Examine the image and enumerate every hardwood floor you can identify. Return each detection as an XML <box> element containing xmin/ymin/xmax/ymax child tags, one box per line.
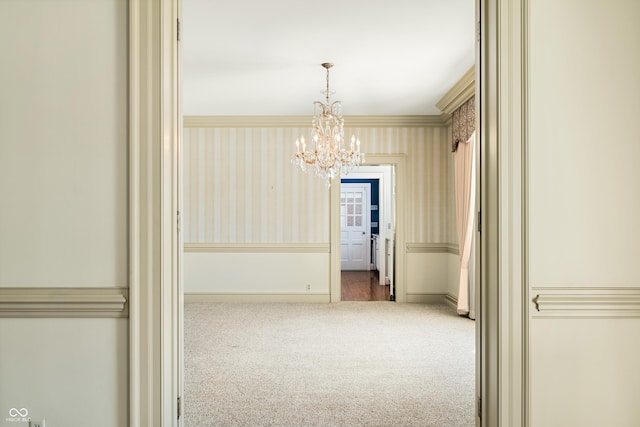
<box><xmin>341</xmin><ymin>270</ymin><xmax>390</xmax><ymax>301</ymax></box>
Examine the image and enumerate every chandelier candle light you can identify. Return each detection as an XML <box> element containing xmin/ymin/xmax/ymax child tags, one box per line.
<box><xmin>292</xmin><ymin>63</ymin><xmax>364</xmax><ymax>187</ymax></box>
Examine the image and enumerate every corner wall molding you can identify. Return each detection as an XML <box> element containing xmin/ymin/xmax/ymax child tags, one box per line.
<box><xmin>436</xmin><ymin>66</ymin><xmax>476</xmax><ymax>115</ymax></box>
<box><xmin>0</xmin><ymin>287</ymin><xmax>128</xmax><ymax>318</ymax></box>
<box><xmin>532</xmin><ymin>288</ymin><xmax>640</xmax><ymax>318</ymax></box>
<box><xmin>406</xmin><ymin>243</ymin><xmax>459</xmax><ymax>255</ymax></box>
<box><xmin>444</xmin><ymin>294</ymin><xmax>458</xmax><ymax>311</ymax></box>
<box><xmin>184</xmin><ymin>243</ymin><xmax>331</xmax><ymax>253</ymax></box>
<box><xmin>183</xmin><ymin>115</ymin><xmax>446</xmax><ymax>129</ymax></box>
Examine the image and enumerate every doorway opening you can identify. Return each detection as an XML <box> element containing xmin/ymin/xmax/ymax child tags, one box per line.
<box><xmin>340</xmin><ymin>165</ymin><xmax>396</xmax><ymax>302</ymax></box>
<box><xmin>149</xmin><ymin>3</ymin><xmax>510</xmax><ymax>424</ymax></box>
<box><xmin>330</xmin><ymin>154</ymin><xmax>406</xmax><ymax>303</ymax></box>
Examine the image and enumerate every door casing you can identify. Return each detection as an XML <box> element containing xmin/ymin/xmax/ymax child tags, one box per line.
<box><xmin>143</xmin><ymin>0</ymin><xmax>519</xmax><ymax>424</ymax></box>
<box><xmin>340</xmin><ymin>183</ymin><xmax>372</xmax><ymax>271</ymax></box>
<box><xmin>330</xmin><ymin>154</ymin><xmax>406</xmax><ymax>303</ymax></box>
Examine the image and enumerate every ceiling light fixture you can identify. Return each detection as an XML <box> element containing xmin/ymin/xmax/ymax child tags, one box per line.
<box><xmin>292</xmin><ymin>63</ymin><xmax>364</xmax><ymax>187</ymax></box>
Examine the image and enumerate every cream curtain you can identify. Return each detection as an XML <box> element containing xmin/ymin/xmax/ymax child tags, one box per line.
<box><xmin>454</xmin><ymin>132</ymin><xmax>476</xmax><ymax>316</ymax></box>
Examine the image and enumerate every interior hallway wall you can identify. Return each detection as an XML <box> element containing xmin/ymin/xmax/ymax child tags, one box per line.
<box><xmin>0</xmin><ymin>1</ymin><xmax>129</xmax><ymax>426</ymax></box>
<box><xmin>525</xmin><ymin>0</ymin><xmax>640</xmax><ymax>424</ymax></box>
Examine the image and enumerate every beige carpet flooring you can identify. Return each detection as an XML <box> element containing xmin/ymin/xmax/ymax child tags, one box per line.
<box><xmin>184</xmin><ymin>302</ymin><xmax>475</xmax><ymax>427</ymax></box>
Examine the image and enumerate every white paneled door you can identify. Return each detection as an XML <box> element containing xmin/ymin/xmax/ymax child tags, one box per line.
<box><xmin>340</xmin><ymin>184</ymin><xmax>371</xmax><ymax>270</ymax></box>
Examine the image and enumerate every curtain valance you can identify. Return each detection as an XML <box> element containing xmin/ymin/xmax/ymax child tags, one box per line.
<box><xmin>451</xmin><ymin>96</ymin><xmax>475</xmax><ymax>152</ymax></box>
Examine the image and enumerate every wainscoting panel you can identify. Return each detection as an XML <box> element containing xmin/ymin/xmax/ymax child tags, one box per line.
<box><xmin>530</xmin><ymin>317</ymin><xmax>640</xmax><ymax>427</ymax></box>
<box><xmin>184</xmin><ymin>249</ymin><xmax>330</xmax><ymax>295</ymax></box>
<box><xmin>448</xmin><ymin>252</ymin><xmax>461</xmax><ymax>300</ymax></box>
<box><xmin>406</xmin><ymin>251</ymin><xmax>450</xmax><ymax>297</ymax></box>
<box><xmin>0</xmin><ymin>318</ymin><xmax>128</xmax><ymax>426</ymax></box>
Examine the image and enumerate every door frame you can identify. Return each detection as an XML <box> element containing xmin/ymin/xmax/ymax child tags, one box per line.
<box><xmin>339</xmin><ymin>182</ymin><xmax>372</xmax><ymax>271</ymax></box>
<box><xmin>340</xmin><ymin>171</ymin><xmax>396</xmax><ymax>288</ymax></box>
<box><xmin>342</xmin><ymin>167</ymin><xmax>394</xmax><ymax>288</ymax></box>
<box><xmin>140</xmin><ymin>0</ymin><xmax>528</xmax><ymax>424</ymax></box>
<box><xmin>330</xmin><ymin>154</ymin><xmax>406</xmax><ymax>303</ymax></box>
<box><xmin>476</xmin><ymin>0</ymin><xmax>528</xmax><ymax>424</ymax></box>
<box><xmin>129</xmin><ymin>0</ymin><xmax>183</xmax><ymax>425</ymax></box>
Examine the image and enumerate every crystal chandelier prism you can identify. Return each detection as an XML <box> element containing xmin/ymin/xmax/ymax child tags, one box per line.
<box><xmin>292</xmin><ymin>63</ymin><xmax>364</xmax><ymax>187</ymax></box>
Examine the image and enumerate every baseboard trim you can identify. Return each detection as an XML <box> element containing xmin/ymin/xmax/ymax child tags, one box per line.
<box><xmin>184</xmin><ymin>292</ymin><xmax>331</xmax><ymax>303</ymax></box>
<box><xmin>405</xmin><ymin>293</ymin><xmax>448</xmax><ymax>304</ymax></box>
<box><xmin>0</xmin><ymin>287</ymin><xmax>128</xmax><ymax>318</ymax></box>
<box><xmin>444</xmin><ymin>294</ymin><xmax>458</xmax><ymax>310</ymax></box>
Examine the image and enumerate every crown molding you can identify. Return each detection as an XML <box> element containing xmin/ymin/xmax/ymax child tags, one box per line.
<box><xmin>0</xmin><ymin>287</ymin><xmax>128</xmax><ymax>317</ymax></box>
<box><xmin>440</xmin><ymin>113</ymin><xmax>453</xmax><ymax>127</ymax></box>
<box><xmin>436</xmin><ymin>66</ymin><xmax>476</xmax><ymax>115</ymax></box>
<box><xmin>183</xmin><ymin>115</ymin><xmax>446</xmax><ymax>128</ymax></box>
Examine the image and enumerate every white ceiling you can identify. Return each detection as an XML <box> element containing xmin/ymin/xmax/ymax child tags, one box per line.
<box><xmin>183</xmin><ymin>0</ymin><xmax>475</xmax><ymax>116</ymax></box>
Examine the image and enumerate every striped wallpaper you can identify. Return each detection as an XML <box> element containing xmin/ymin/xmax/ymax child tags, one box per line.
<box><xmin>183</xmin><ymin>120</ymin><xmax>457</xmax><ymax>244</ymax></box>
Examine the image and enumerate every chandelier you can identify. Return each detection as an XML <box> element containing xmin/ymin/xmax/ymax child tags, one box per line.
<box><xmin>292</xmin><ymin>63</ymin><xmax>364</xmax><ymax>187</ymax></box>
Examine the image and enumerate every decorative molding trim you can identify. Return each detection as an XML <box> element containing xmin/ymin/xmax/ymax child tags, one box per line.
<box><xmin>184</xmin><ymin>292</ymin><xmax>331</xmax><ymax>303</ymax></box>
<box><xmin>129</xmin><ymin>0</ymin><xmax>182</xmax><ymax>423</ymax></box>
<box><xmin>406</xmin><ymin>243</ymin><xmax>459</xmax><ymax>255</ymax></box>
<box><xmin>532</xmin><ymin>288</ymin><xmax>640</xmax><ymax>318</ymax></box>
<box><xmin>330</xmin><ymin>154</ymin><xmax>408</xmax><ymax>303</ymax></box>
<box><xmin>436</xmin><ymin>66</ymin><xmax>476</xmax><ymax>115</ymax></box>
<box><xmin>444</xmin><ymin>294</ymin><xmax>458</xmax><ymax>311</ymax></box>
<box><xmin>0</xmin><ymin>287</ymin><xmax>128</xmax><ymax>318</ymax></box>
<box><xmin>406</xmin><ymin>293</ymin><xmax>448</xmax><ymax>304</ymax></box>
<box><xmin>346</xmin><ymin>116</ymin><xmax>445</xmax><ymax>128</ymax></box>
<box><xmin>184</xmin><ymin>243</ymin><xmax>331</xmax><ymax>253</ymax></box>
<box><xmin>183</xmin><ymin>115</ymin><xmax>446</xmax><ymax>128</ymax></box>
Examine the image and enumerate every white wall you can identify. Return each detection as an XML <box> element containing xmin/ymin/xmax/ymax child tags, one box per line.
<box><xmin>0</xmin><ymin>0</ymin><xmax>128</xmax><ymax>287</ymax></box>
<box><xmin>185</xmin><ymin>250</ymin><xmax>330</xmax><ymax>301</ymax></box>
<box><xmin>447</xmin><ymin>253</ymin><xmax>461</xmax><ymax>300</ymax></box>
<box><xmin>0</xmin><ymin>1</ymin><xmax>128</xmax><ymax>425</ymax></box>
<box><xmin>527</xmin><ymin>0</ymin><xmax>640</xmax><ymax>424</ymax></box>
<box><xmin>0</xmin><ymin>319</ymin><xmax>128</xmax><ymax>426</ymax></box>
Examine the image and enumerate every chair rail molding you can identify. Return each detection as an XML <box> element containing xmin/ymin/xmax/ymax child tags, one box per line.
<box><xmin>406</xmin><ymin>243</ymin><xmax>459</xmax><ymax>255</ymax></box>
<box><xmin>184</xmin><ymin>243</ymin><xmax>330</xmax><ymax>253</ymax></box>
<box><xmin>533</xmin><ymin>288</ymin><xmax>640</xmax><ymax>318</ymax></box>
<box><xmin>0</xmin><ymin>287</ymin><xmax>128</xmax><ymax>318</ymax></box>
